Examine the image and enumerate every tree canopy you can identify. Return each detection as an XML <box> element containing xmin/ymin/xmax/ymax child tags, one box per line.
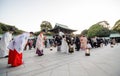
<box><xmin>39</xmin><ymin>21</ymin><xmax>53</xmax><ymax>36</ymax></box>
<box><xmin>87</xmin><ymin>23</ymin><xmax>110</xmax><ymax>37</ymax></box>
<box><xmin>0</xmin><ymin>22</ymin><xmax>24</xmax><ymax>35</ymax></box>
<box><xmin>81</xmin><ymin>29</ymin><xmax>88</xmax><ymax>36</ymax></box>
<box><xmin>112</xmin><ymin>19</ymin><xmax>120</xmax><ymax>33</ymax></box>
<box><xmin>40</xmin><ymin>21</ymin><xmax>52</xmax><ymax>31</ymax></box>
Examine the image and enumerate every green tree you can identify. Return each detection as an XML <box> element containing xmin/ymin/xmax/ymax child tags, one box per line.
<box><xmin>0</xmin><ymin>28</ymin><xmax>2</xmax><ymax>33</ymax></box>
<box><xmin>0</xmin><ymin>22</ymin><xmax>24</xmax><ymax>34</ymax></box>
<box><xmin>40</xmin><ymin>21</ymin><xmax>53</xmax><ymax>36</ymax></box>
<box><xmin>40</xmin><ymin>21</ymin><xmax>52</xmax><ymax>31</ymax></box>
<box><xmin>87</xmin><ymin>23</ymin><xmax>110</xmax><ymax>37</ymax></box>
<box><xmin>113</xmin><ymin>19</ymin><xmax>120</xmax><ymax>33</ymax></box>
<box><xmin>0</xmin><ymin>23</ymin><xmax>8</xmax><ymax>34</ymax></box>
<box><xmin>34</xmin><ymin>31</ymin><xmax>40</xmax><ymax>36</ymax></box>
<box><xmin>110</xmin><ymin>30</ymin><xmax>118</xmax><ymax>34</ymax></box>
<box><xmin>0</xmin><ymin>24</ymin><xmax>8</xmax><ymax>33</ymax></box>
<box><xmin>97</xmin><ymin>28</ymin><xmax>110</xmax><ymax>37</ymax></box>
<box><xmin>81</xmin><ymin>29</ymin><xmax>88</xmax><ymax>36</ymax></box>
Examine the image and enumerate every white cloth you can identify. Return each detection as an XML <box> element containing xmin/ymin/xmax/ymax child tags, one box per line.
<box><xmin>87</xmin><ymin>43</ymin><xmax>92</xmax><ymax>49</ymax></box>
<box><xmin>61</xmin><ymin>38</ymin><xmax>69</xmax><ymax>53</ymax></box>
<box><xmin>36</xmin><ymin>33</ymin><xmax>45</xmax><ymax>50</ymax></box>
<box><xmin>8</xmin><ymin>33</ymin><xmax>30</xmax><ymax>54</ymax></box>
<box><xmin>59</xmin><ymin>31</ymin><xmax>64</xmax><ymax>37</ymax></box>
<box><xmin>47</xmin><ymin>39</ymin><xmax>50</xmax><ymax>48</ymax></box>
<box><xmin>0</xmin><ymin>32</ymin><xmax>12</xmax><ymax>57</ymax></box>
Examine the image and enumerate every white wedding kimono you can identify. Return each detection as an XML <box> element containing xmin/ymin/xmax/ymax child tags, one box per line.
<box><xmin>8</xmin><ymin>33</ymin><xmax>30</xmax><ymax>53</ymax></box>
<box><xmin>0</xmin><ymin>32</ymin><xmax>12</xmax><ymax>57</ymax></box>
<box><xmin>61</xmin><ymin>38</ymin><xmax>69</xmax><ymax>53</ymax></box>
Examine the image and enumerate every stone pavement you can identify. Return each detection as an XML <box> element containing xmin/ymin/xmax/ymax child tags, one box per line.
<box><xmin>0</xmin><ymin>44</ymin><xmax>120</xmax><ymax>76</ymax></box>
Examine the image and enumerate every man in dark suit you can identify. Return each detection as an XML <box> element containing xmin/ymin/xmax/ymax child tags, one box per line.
<box><xmin>55</xmin><ymin>35</ymin><xmax>62</xmax><ymax>51</ymax></box>
<box><xmin>75</xmin><ymin>36</ymin><xmax>80</xmax><ymax>51</ymax></box>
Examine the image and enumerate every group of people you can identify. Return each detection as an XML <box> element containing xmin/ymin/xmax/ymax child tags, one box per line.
<box><xmin>54</xmin><ymin>33</ymin><xmax>91</xmax><ymax>55</ymax></box>
<box><xmin>0</xmin><ymin>28</ymin><xmax>34</xmax><ymax>67</ymax></box>
<box><xmin>89</xmin><ymin>37</ymin><xmax>109</xmax><ymax>48</ymax></box>
<box><xmin>52</xmin><ymin>32</ymin><xmax>115</xmax><ymax>56</ymax></box>
<box><xmin>0</xmin><ymin>29</ymin><xmax>117</xmax><ymax>67</ymax></box>
<box><xmin>0</xmin><ymin>28</ymin><xmax>46</xmax><ymax>67</ymax></box>
<box><xmin>54</xmin><ymin>34</ymin><xmax>75</xmax><ymax>54</ymax></box>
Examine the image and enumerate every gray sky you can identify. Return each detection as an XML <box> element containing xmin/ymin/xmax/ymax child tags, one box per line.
<box><xmin>0</xmin><ymin>0</ymin><xmax>120</xmax><ymax>34</ymax></box>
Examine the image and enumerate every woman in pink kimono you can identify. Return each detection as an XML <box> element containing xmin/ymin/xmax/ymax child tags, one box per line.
<box><xmin>36</xmin><ymin>29</ymin><xmax>46</xmax><ymax>56</ymax></box>
<box><xmin>80</xmin><ymin>35</ymin><xmax>87</xmax><ymax>50</ymax></box>
<box><xmin>80</xmin><ymin>35</ymin><xmax>91</xmax><ymax>56</ymax></box>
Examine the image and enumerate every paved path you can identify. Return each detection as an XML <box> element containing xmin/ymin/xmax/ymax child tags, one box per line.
<box><xmin>0</xmin><ymin>44</ymin><xmax>120</xmax><ymax>76</ymax></box>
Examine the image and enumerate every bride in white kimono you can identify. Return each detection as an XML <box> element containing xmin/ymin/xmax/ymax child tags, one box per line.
<box><xmin>61</xmin><ymin>35</ymin><xmax>69</xmax><ymax>54</ymax></box>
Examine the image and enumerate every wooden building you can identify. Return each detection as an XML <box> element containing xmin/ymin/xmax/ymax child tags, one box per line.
<box><xmin>49</xmin><ymin>23</ymin><xmax>76</xmax><ymax>34</ymax></box>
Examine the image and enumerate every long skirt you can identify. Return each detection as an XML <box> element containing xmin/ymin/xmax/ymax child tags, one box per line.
<box><xmin>8</xmin><ymin>49</ymin><xmax>23</xmax><ymax>67</ymax></box>
<box><xmin>36</xmin><ymin>48</ymin><xmax>43</xmax><ymax>56</ymax></box>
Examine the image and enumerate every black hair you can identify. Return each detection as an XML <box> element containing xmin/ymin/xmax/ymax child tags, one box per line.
<box><xmin>30</xmin><ymin>32</ymin><xmax>34</xmax><ymax>34</ymax></box>
<box><xmin>9</xmin><ymin>27</ymin><xmax>15</xmax><ymax>32</ymax></box>
<box><xmin>62</xmin><ymin>35</ymin><xmax>65</xmax><ymax>38</ymax></box>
